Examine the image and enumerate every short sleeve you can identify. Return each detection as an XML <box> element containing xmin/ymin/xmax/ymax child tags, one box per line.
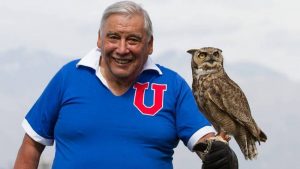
<box><xmin>175</xmin><ymin>75</ymin><xmax>215</xmax><ymax>151</ymax></box>
<box><xmin>23</xmin><ymin>68</ymin><xmax>65</xmax><ymax>146</ymax></box>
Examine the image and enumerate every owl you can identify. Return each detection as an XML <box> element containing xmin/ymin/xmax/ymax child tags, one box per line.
<box><xmin>187</xmin><ymin>47</ymin><xmax>267</xmax><ymax>160</ymax></box>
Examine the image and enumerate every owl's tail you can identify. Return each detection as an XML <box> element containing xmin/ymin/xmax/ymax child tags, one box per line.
<box><xmin>235</xmin><ymin>130</ymin><xmax>258</xmax><ymax>160</ymax></box>
<box><xmin>246</xmin><ymin>138</ymin><xmax>258</xmax><ymax>160</ymax></box>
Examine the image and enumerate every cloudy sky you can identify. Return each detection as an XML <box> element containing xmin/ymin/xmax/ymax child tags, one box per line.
<box><xmin>1</xmin><ymin>0</ymin><xmax>300</xmax><ymax>168</ymax></box>
<box><xmin>1</xmin><ymin>0</ymin><xmax>300</xmax><ymax>82</ymax></box>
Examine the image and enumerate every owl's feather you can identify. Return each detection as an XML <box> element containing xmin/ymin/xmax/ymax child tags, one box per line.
<box><xmin>188</xmin><ymin>47</ymin><xmax>267</xmax><ymax>160</ymax></box>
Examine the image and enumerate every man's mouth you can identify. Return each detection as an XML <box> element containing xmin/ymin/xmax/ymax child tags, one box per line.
<box><xmin>112</xmin><ymin>57</ymin><xmax>133</xmax><ymax>64</ymax></box>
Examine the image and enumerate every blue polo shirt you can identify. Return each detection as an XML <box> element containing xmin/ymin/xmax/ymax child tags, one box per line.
<box><xmin>22</xmin><ymin>48</ymin><xmax>215</xmax><ymax>169</ymax></box>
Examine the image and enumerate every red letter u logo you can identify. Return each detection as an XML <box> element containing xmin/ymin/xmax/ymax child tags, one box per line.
<box><xmin>133</xmin><ymin>82</ymin><xmax>167</xmax><ymax>116</ymax></box>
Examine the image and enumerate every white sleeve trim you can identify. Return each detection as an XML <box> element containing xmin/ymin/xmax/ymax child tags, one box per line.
<box><xmin>22</xmin><ymin>119</ymin><xmax>54</xmax><ymax>146</ymax></box>
<box><xmin>187</xmin><ymin>125</ymin><xmax>216</xmax><ymax>151</ymax></box>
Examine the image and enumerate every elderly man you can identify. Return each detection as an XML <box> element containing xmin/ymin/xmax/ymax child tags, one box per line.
<box><xmin>14</xmin><ymin>1</ymin><xmax>238</xmax><ymax>169</ymax></box>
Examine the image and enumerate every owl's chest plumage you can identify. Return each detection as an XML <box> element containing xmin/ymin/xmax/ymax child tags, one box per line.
<box><xmin>192</xmin><ymin>69</ymin><xmax>220</xmax><ymax>100</ymax></box>
<box><xmin>192</xmin><ymin>69</ymin><xmax>233</xmax><ymax>132</ymax></box>
<box><xmin>192</xmin><ymin>71</ymin><xmax>217</xmax><ymax>112</ymax></box>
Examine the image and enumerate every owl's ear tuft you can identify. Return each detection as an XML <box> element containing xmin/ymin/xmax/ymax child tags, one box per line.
<box><xmin>216</xmin><ymin>48</ymin><xmax>223</xmax><ymax>53</ymax></box>
<box><xmin>187</xmin><ymin>49</ymin><xmax>198</xmax><ymax>55</ymax></box>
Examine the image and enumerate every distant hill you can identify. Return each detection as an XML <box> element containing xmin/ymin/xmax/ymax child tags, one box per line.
<box><xmin>0</xmin><ymin>48</ymin><xmax>299</xmax><ymax>168</ymax></box>
<box><xmin>0</xmin><ymin>48</ymin><xmax>69</xmax><ymax>168</ymax></box>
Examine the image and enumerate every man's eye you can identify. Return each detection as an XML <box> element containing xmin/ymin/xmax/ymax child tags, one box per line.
<box><xmin>128</xmin><ymin>37</ymin><xmax>141</xmax><ymax>45</ymax></box>
<box><xmin>108</xmin><ymin>35</ymin><xmax>119</xmax><ymax>39</ymax></box>
<box><xmin>129</xmin><ymin>38</ymin><xmax>138</xmax><ymax>42</ymax></box>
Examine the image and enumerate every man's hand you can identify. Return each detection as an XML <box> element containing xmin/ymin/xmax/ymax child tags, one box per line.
<box><xmin>194</xmin><ymin>136</ymin><xmax>238</xmax><ymax>169</ymax></box>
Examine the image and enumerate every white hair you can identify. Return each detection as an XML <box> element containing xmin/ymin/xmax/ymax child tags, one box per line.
<box><xmin>99</xmin><ymin>1</ymin><xmax>153</xmax><ymax>41</ymax></box>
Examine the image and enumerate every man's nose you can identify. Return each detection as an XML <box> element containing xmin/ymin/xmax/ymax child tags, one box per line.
<box><xmin>116</xmin><ymin>39</ymin><xmax>129</xmax><ymax>55</ymax></box>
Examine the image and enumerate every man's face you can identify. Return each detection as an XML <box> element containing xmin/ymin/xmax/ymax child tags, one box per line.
<box><xmin>98</xmin><ymin>14</ymin><xmax>153</xmax><ymax>83</ymax></box>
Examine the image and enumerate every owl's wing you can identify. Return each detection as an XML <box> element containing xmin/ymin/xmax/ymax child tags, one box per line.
<box><xmin>206</xmin><ymin>74</ymin><xmax>259</xmax><ymax>135</ymax></box>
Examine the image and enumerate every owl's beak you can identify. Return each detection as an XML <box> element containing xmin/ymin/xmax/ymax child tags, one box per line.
<box><xmin>207</xmin><ymin>55</ymin><xmax>216</xmax><ymax>64</ymax></box>
<box><xmin>207</xmin><ymin>58</ymin><xmax>215</xmax><ymax>64</ymax></box>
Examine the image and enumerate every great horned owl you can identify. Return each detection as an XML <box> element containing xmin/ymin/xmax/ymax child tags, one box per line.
<box><xmin>187</xmin><ymin>47</ymin><xmax>267</xmax><ymax>160</ymax></box>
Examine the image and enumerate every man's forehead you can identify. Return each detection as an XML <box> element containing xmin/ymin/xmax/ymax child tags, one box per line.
<box><xmin>103</xmin><ymin>14</ymin><xmax>145</xmax><ymax>35</ymax></box>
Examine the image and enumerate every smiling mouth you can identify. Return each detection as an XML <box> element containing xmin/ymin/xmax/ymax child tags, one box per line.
<box><xmin>112</xmin><ymin>57</ymin><xmax>133</xmax><ymax>64</ymax></box>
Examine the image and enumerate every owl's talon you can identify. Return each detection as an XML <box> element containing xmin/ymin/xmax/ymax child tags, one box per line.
<box><xmin>224</xmin><ymin>135</ymin><xmax>231</xmax><ymax>142</ymax></box>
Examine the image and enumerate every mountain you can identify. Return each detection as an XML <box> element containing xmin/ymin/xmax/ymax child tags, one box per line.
<box><xmin>0</xmin><ymin>48</ymin><xmax>69</xmax><ymax>168</ymax></box>
<box><xmin>0</xmin><ymin>48</ymin><xmax>299</xmax><ymax>168</ymax></box>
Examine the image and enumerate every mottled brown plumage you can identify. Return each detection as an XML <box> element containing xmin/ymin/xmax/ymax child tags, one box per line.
<box><xmin>187</xmin><ymin>47</ymin><xmax>267</xmax><ymax>160</ymax></box>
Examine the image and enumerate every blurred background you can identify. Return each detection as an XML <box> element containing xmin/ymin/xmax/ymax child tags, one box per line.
<box><xmin>1</xmin><ymin>0</ymin><xmax>299</xmax><ymax>168</ymax></box>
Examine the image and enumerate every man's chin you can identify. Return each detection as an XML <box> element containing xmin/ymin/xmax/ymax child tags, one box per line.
<box><xmin>111</xmin><ymin>70</ymin><xmax>133</xmax><ymax>80</ymax></box>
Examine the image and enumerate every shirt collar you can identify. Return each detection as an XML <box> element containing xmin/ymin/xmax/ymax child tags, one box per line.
<box><xmin>76</xmin><ymin>47</ymin><xmax>101</xmax><ymax>70</ymax></box>
<box><xmin>76</xmin><ymin>47</ymin><xmax>162</xmax><ymax>75</ymax></box>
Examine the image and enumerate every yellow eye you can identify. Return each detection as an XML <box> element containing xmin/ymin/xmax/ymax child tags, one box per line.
<box><xmin>213</xmin><ymin>52</ymin><xmax>219</xmax><ymax>57</ymax></box>
<box><xmin>198</xmin><ymin>52</ymin><xmax>206</xmax><ymax>58</ymax></box>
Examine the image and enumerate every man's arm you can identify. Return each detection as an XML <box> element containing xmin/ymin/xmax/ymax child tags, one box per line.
<box><xmin>14</xmin><ymin>134</ymin><xmax>45</xmax><ymax>169</ymax></box>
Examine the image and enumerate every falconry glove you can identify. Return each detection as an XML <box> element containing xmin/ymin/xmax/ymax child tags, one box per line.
<box><xmin>194</xmin><ymin>136</ymin><xmax>239</xmax><ymax>169</ymax></box>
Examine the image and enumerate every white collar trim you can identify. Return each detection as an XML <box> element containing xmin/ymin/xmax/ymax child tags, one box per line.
<box><xmin>76</xmin><ymin>47</ymin><xmax>162</xmax><ymax>75</ymax></box>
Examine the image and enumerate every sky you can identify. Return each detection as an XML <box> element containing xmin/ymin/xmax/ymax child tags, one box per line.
<box><xmin>1</xmin><ymin>0</ymin><xmax>300</xmax><ymax>168</ymax></box>
<box><xmin>1</xmin><ymin>0</ymin><xmax>300</xmax><ymax>82</ymax></box>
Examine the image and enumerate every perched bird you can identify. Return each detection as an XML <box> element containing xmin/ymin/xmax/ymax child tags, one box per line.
<box><xmin>187</xmin><ymin>47</ymin><xmax>267</xmax><ymax>160</ymax></box>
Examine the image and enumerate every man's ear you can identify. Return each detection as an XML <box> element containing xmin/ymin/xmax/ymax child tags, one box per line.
<box><xmin>147</xmin><ymin>36</ymin><xmax>154</xmax><ymax>55</ymax></box>
<box><xmin>97</xmin><ymin>31</ymin><xmax>102</xmax><ymax>48</ymax></box>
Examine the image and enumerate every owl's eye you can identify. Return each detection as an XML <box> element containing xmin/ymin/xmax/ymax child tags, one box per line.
<box><xmin>198</xmin><ymin>52</ymin><xmax>206</xmax><ymax>58</ymax></box>
<box><xmin>213</xmin><ymin>52</ymin><xmax>219</xmax><ymax>57</ymax></box>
